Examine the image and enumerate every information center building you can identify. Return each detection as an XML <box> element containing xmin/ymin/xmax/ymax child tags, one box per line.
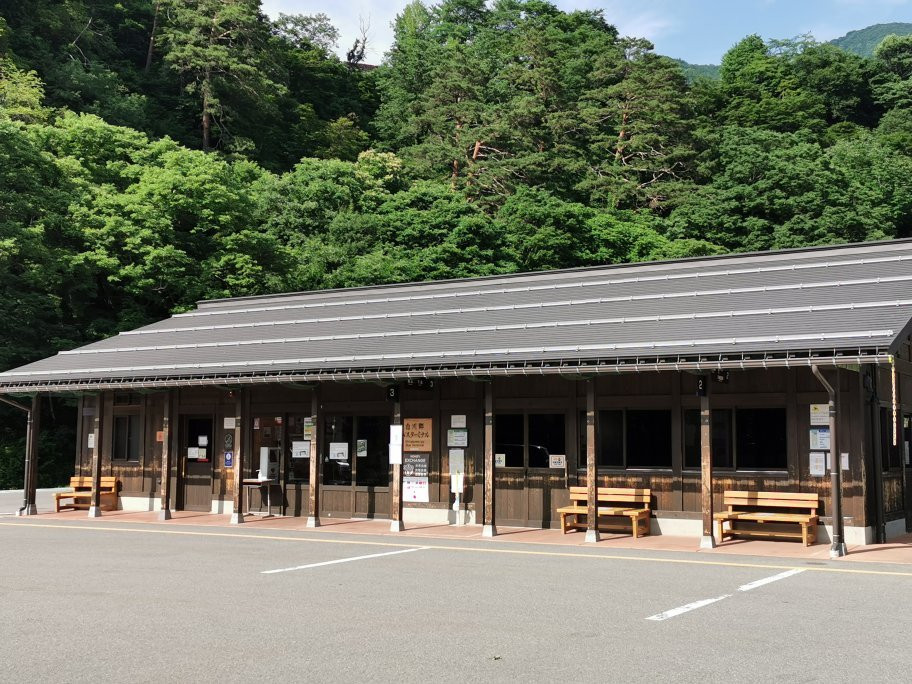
<box><xmin>2</xmin><ymin>240</ymin><xmax>912</xmax><ymax>544</ymax></box>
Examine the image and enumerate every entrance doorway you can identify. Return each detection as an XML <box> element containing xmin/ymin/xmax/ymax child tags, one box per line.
<box><xmin>320</xmin><ymin>415</ymin><xmax>391</xmax><ymax>518</ymax></box>
<box><xmin>181</xmin><ymin>416</ymin><xmax>213</xmax><ymax>512</ymax></box>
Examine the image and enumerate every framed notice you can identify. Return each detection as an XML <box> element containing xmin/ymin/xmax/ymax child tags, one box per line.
<box><xmin>447</xmin><ymin>428</ymin><xmax>468</xmax><ymax>448</ymax></box>
<box><xmin>404</xmin><ymin>418</ymin><xmax>432</xmax><ymax>452</ymax></box>
<box><xmin>403</xmin><ymin>477</ymin><xmax>429</xmax><ymax>503</ymax></box>
<box><xmin>809</xmin><ymin>426</ymin><xmax>831</xmax><ymax>451</ymax></box>
<box><xmin>356</xmin><ymin>439</ymin><xmax>367</xmax><ymax>458</ymax></box>
<box><xmin>809</xmin><ymin>404</ymin><xmax>829</xmax><ymax>426</ymax></box>
<box><xmin>809</xmin><ymin>451</ymin><xmax>826</xmax><ymax>477</ymax></box>
<box><xmin>451</xmin><ymin>414</ymin><xmax>467</xmax><ymax>429</ymax></box>
<box><xmin>291</xmin><ymin>441</ymin><xmax>310</xmax><ymax>459</ymax></box>
<box><xmin>494</xmin><ymin>453</ymin><xmax>506</xmax><ymax>468</ymax></box>
<box><xmin>549</xmin><ymin>454</ymin><xmax>566</xmax><ymax>469</ymax></box>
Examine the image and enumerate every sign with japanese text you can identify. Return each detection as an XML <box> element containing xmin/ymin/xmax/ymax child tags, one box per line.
<box><xmin>404</xmin><ymin>418</ymin><xmax>433</xmax><ymax>452</ymax></box>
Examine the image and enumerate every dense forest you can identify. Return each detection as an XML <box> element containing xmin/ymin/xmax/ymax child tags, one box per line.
<box><xmin>1</xmin><ymin>0</ymin><xmax>912</xmax><ymax>488</ymax></box>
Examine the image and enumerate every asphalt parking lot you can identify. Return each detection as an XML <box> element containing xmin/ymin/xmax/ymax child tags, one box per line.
<box><xmin>1</xmin><ymin>518</ymin><xmax>910</xmax><ymax>683</ymax></box>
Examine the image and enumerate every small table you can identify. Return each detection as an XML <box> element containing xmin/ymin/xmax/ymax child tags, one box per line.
<box><xmin>242</xmin><ymin>479</ymin><xmax>279</xmax><ymax>517</ymax></box>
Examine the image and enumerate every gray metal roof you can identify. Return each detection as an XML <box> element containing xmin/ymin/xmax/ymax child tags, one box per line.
<box><xmin>3</xmin><ymin>239</ymin><xmax>911</xmax><ymax>392</ymax></box>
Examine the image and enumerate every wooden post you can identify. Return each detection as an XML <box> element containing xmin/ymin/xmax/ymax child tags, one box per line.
<box><xmin>88</xmin><ymin>393</ymin><xmax>104</xmax><ymax>518</ymax></box>
<box><xmin>482</xmin><ymin>382</ymin><xmax>496</xmax><ymax>537</ymax></box>
<box><xmin>699</xmin><ymin>377</ymin><xmax>715</xmax><ymax>548</ymax></box>
<box><xmin>306</xmin><ymin>387</ymin><xmax>321</xmax><ymax>527</ymax></box>
<box><xmin>230</xmin><ymin>390</ymin><xmax>245</xmax><ymax>524</ymax></box>
<box><xmin>585</xmin><ymin>379</ymin><xmax>599</xmax><ymax>543</ymax></box>
<box><xmin>390</xmin><ymin>398</ymin><xmax>404</xmax><ymax>531</ymax></box>
<box><xmin>22</xmin><ymin>394</ymin><xmax>40</xmax><ymax>515</ymax></box>
<box><xmin>159</xmin><ymin>390</ymin><xmax>173</xmax><ymax>520</ymax></box>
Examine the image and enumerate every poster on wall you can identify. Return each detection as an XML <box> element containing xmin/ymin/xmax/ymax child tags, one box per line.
<box><xmin>451</xmin><ymin>414</ymin><xmax>467</xmax><ymax>429</ymax></box>
<box><xmin>403</xmin><ymin>453</ymin><xmax>429</xmax><ymax>478</ymax></box>
<box><xmin>549</xmin><ymin>454</ymin><xmax>566</xmax><ymax>469</ymax></box>
<box><xmin>329</xmin><ymin>442</ymin><xmax>349</xmax><ymax>461</ymax></box>
<box><xmin>87</xmin><ymin>433</ymin><xmax>95</xmax><ymax>450</ymax></box>
<box><xmin>404</xmin><ymin>418</ymin><xmax>433</xmax><ymax>452</ymax></box>
<box><xmin>809</xmin><ymin>451</ymin><xmax>826</xmax><ymax>477</ymax></box>
<box><xmin>403</xmin><ymin>477</ymin><xmax>429</xmax><ymax>502</ymax></box>
<box><xmin>303</xmin><ymin>417</ymin><xmax>315</xmax><ymax>441</ymax></box>
<box><xmin>357</xmin><ymin>439</ymin><xmax>368</xmax><ymax>458</ymax></box>
<box><xmin>223</xmin><ymin>417</ymin><xmax>236</xmax><ymax>430</ymax></box>
<box><xmin>809</xmin><ymin>404</ymin><xmax>829</xmax><ymax>426</ymax></box>
<box><xmin>494</xmin><ymin>453</ymin><xmax>506</xmax><ymax>468</ymax></box>
<box><xmin>187</xmin><ymin>447</ymin><xmax>199</xmax><ymax>460</ymax></box>
<box><xmin>291</xmin><ymin>441</ymin><xmax>310</xmax><ymax>459</ymax></box>
<box><xmin>809</xmin><ymin>426</ymin><xmax>831</xmax><ymax>451</ymax></box>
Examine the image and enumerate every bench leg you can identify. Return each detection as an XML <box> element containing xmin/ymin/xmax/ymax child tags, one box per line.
<box><xmin>560</xmin><ymin>512</ymin><xmax>567</xmax><ymax>534</ymax></box>
<box><xmin>802</xmin><ymin>524</ymin><xmax>809</xmax><ymax>547</ymax></box>
<box><xmin>716</xmin><ymin>519</ymin><xmax>725</xmax><ymax>543</ymax></box>
<box><xmin>631</xmin><ymin>515</ymin><xmax>639</xmax><ymax>539</ymax></box>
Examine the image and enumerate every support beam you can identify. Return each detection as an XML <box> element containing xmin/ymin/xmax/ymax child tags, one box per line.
<box><xmin>482</xmin><ymin>382</ymin><xmax>496</xmax><ymax>537</ymax></box>
<box><xmin>306</xmin><ymin>387</ymin><xmax>321</xmax><ymax>528</ymax></box>
<box><xmin>390</xmin><ymin>398</ymin><xmax>404</xmax><ymax>532</ymax></box>
<box><xmin>585</xmin><ymin>379</ymin><xmax>599</xmax><ymax>543</ymax></box>
<box><xmin>88</xmin><ymin>393</ymin><xmax>104</xmax><ymax>518</ymax></box>
<box><xmin>230</xmin><ymin>390</ymin><xmax>245</xmax><ymax>524</ymax></box>
<box><xmin>812</xmin><ymin>365</ymin><xmax>847</xmax><ymax>557</ymax></box>
<box><xmin>699</xmin><ymin>378</ymin><xmax>715</xmax><ymax>549</ymax></box>
<box><xmin>159</xmin><ymin>390</ymin><xmax>173</xmax><ymax>520</ymax></box>
<box><xmin>20</xmin><ymin>395</ymin><xmax>40</xmax><ymax>515</ymax></box>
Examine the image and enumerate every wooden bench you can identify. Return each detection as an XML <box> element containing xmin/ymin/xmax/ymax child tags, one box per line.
<box><xmin>557</xmin><ymin>486</ymin><xmax>652</xmax><ymax>538</ymax></box>
<box><xmin>714</xmin><ymin>491</ymin><xmax>819</xmax><ymax>546</ymax></box>
<box><xmin>54</xmin><ymin>477</ymin><xmax>119</xmax><ymax>512</ymax></box>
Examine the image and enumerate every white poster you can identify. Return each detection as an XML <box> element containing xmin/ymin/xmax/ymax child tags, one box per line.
<box><xmin>825</xmin><ymin>452</ymin><xmax>850</xmax><ymax>472</ymax></box>
<box><xmin>389</xmin><ymin>442</ymin><xmax>403</xmax><ymax>465</ymax></box>
<box><xmin>403</xmin><ymin>476</ymin><xmax>429</xmax><ymax>502</ymax></box>
<box><xmin>450</xmin><ymin>472</ymin><xmax>465</xmax><ymax>494</ymax></box>
<box><xmin>197</xmin><ymin>435</ymin><xmax>209</xmax><ymax>447</ymax></box>
<box><xmin>494</xmin><ymin>453</ymin><xmax>506</xmax><ymax>468</ymax></box>
<box><xmin>549</xmin><ymin>454</ymin><xmax>566</xmax><ymax>469</ymax></box>
<box><xmin>329</xmin><ymin>442</ymin><xmax>349</xmax><ymax>461</ymax></box>
<box><xmin>809</xmin><ymin>451</ymin><xmax>826</xmax><ymax>477</ymax></box>
<box><xmin>291</xmin><ymin>441</ymin><xmax>310</xmax><ymax>459</ymax></box>
<box><xmin>223</xmin><ymin>417</ymin><xmax>236</xmax><ymax>430</ymax></box>
<box><xmin>809</xmin><ymin>404</ymin><xmax>829</xmax><ymax>426</ymax></box>
<box><xmin>187</xmin><ymin>447</ymin><xmax>199</xmax><ymax>460</ymax></box>
<box><xmin>447</xmin><ymin>428</ymin><xmax>468</xmax><ymax>447</ymax></box>
<box><xmin>448</xmin><ymin>448</ymin><xmax>465</xmax><ymax>473</ymax></box>
<box><xmin>390</xmin><ymin>424</ymin><xmax>403</xmax><ymax>445</ymax></box>
<box><xmin>451</xmin><ymin>414</ymin><xmax>467</xmax><ymax>429</ymax></box>
<box><xmin>87</xmin><ymin>433</ymin><xmax>96</xmax><ymax>450</ymax></box>
<box><xmin>357</xmin><ymin>439</ymin><xmax>368</xmax><ymax>458</ymax></box>
<box><xmin>809</xmin><ymin>426</ymin><xmax>830</xmax><ymax>451</ymax></box>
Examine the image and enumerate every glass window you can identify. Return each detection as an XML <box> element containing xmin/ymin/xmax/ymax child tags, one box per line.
<box><xmin>626</xmin><ymin>410</ymin><xmax>672</xmax><ymax>468</ymax></box>
<box><xmin>579</xmin><ymin>410</ymin><xmax>623</xmax><ymax>467</ymax></box>
<box><xmin>528</xmin><ymin>414</ymin><xmax>565</xmax><ymax>468</ymax></box>
<box><xmin>112</xmin><ymin>414</ymin><xmax>140</xmax><ymax>462</ymax></box>
<box><xmin>683</xmin><ymin>409</ymin><xmax>733</xmax><ymax>469</ymax></box>
<box><xmin>735</xmin><ymin>408</ymin><xmax>787</xmax><ymax>470</ymax></box>
<box><xmin>323</xmin><ymin>416</ymin><xmax>353</xmax><ymax>486</ymax></box>
<box><xmin>355</xmin><ymin>416</ymin><xmax>390</xmax><ymax>487</ymax></box>
<box><xmin>285</xmin><ymin>415</ymin><xmax>310</xmax><ymax>483</ymax></box>
<box><xmin>495</xmin><ymin>414</ymin><xmax>524</xmax><ymax>467</ymax></box>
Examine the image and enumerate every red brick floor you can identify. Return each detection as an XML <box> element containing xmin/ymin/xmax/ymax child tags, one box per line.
<box><xmin>31</xmin><ymin>509</ymin><xmax>912</xmax><ymax>564</ymax></box>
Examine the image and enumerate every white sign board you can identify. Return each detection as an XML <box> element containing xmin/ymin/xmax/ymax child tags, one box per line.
<box><xmin>389</xmin><ymin>424</ymin><xmax>403</xmax><ymax>445</ymax></box>
<box><xmin>809</xmin><ymin>426</ymin><xmax>831</xmax><ymax>451</ymax></box>
<box><xmin>809</xmin><ymin>404</ymin><xmax>829</xmax><ymax>426</ymax></box>
<box><xmin>329</xmin><ymin>442</ymin><xmax>349</xmax><ymax>461</ymax></box>
<box><xmin>356</xmin><ymin>439</ymin><xmax>367</xmax><ymax>458</ymax></box>
<box><xmin>291</xmin><ymin>441</ymin><xmax>310</xmax><ymax>459</ymax></box>
<box><xmin>389</xmin><ymin>442</ymin><xmax>403</xmax><ymax>465</ymax></box>
<box><xmin>403</xmin><ymin>476</ymin><xmax>429</xmax><ymax>502</ymax></box>
<box><xmin>549</xmin><ymin>454</ymin><xmax>566</xmax><ymax>469</ymax></box>
<box><xmin>448</xmin><ymin>448</ymin><xmax>465</xmax><ymax>473</ymax></box>
<box><xmin>451</xmin><ymin>414</ymin><xmax>467</xmax><ymax>429</ymax></box>
<box><xmin>494</xmin><ymin>453</ymin><xmax>506</xmax><ymax>468</ymax></box>
<box><xmin>223</xmin><ymin>417</ymin><xmax>236</xmax><ymax>430</ymax></box>
<box><xmin>198</xmin><ymin>435</ymin><xmax>209</xmax><ymax>447</ymax></box>
<box><xmin>87</xmin><ymin>433</ymin><xmax>96</xmax><ymax>450</ymax></box>
<box><xmin>809</xmin><ymin>451</ymin><xmax>826</xmax><ymax>477</ymax></box>
<box><xmin>187</xmin><ymin>447</ymin><xmax>199</xmax><ymax>460</ymax></box>
<box><xmin>447</xmin><ymin>428</ymin><xmax>468</xmax><ymax>447</ymax></box>
<box><xmin>826</xmin><ymin>452</ymin><xmax>850</xmax><ymax>472</ymax></box>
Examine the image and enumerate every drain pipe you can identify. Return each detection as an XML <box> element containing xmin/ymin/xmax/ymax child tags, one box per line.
<box><xmin>0</xmin><ymin>395</ymin><xmax>35</xmax><ymax>516</ymax></box>
<box><xmin>811</xmin><ymin>366</ymin><xmax>847</xmax><ymax>558</ymax></box>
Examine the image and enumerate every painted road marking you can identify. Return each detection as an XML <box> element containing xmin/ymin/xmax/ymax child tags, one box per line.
<box><xmin>3</xmin><ymin>521</ymin><xmax>912</xmax><ymax>578</ymax></box>
<box><xmin>646</xmin><ymin>567</ymin><xmax>808</xmax><ymax>621</ymax></box>
<box><xmin>738</xmin><ymin>568</ymin><xmax>806</xmax><ymax>592</ymax></box>
<box><xmin>262</xmin><ymin>547</ymin><xmax>426</xmax><ymax>574</ymax></box>
<box><xmin>645</xmin><ymin>595</ymin><xmax>732</xmax><ymax>621</ymax></box>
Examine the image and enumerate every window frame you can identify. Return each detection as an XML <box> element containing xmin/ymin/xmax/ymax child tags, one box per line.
<box><xmin>495</xmin><ymin>411</ymin><xmax>567</xmax><ymax>470</ymax></box>
<box><xmin>577</xmin><ymin>408</ymin><xmax>673</xmax><ymax>471</ymax></box>
<box><xmin>682</xmin><ymin>406</ymin><xmax>788</xmax><ymax>473</ymax></box>
<box><xmin>111</xmin><ymin>410</ymin><xmax>141</xmax><ymax>463</ymax></box>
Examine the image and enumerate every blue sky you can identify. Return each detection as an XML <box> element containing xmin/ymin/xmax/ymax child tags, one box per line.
<box><xmin>261</xmin><ymin>0</ymin><xmax>912</xmax><ymax>64</ymax></box>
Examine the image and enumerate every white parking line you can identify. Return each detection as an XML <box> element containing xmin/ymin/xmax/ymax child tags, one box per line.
<box><xmin>261</xmin><ymin>546</ymin><xmax>427</xmax><ymax>574</ymax></box>
<box><xmin>646</xmin><ymin>567</ymin><xmax>807</xmax><ymax>621</ymax></box>
<box><xmin>645</xmin><ymin>595</ymin><xmax>732</xmax><ymax>621</ymax></box>
<box><xmin>738</xmin><ymin>568</ymin><xmax>806</xmax><ymax>592</ymax></box>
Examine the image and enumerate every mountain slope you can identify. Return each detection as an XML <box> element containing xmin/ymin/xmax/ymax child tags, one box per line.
<box><xmin>829</xmin><ymin>22</ymin><xmax>912</xmax><ymax>56</ymax></box>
